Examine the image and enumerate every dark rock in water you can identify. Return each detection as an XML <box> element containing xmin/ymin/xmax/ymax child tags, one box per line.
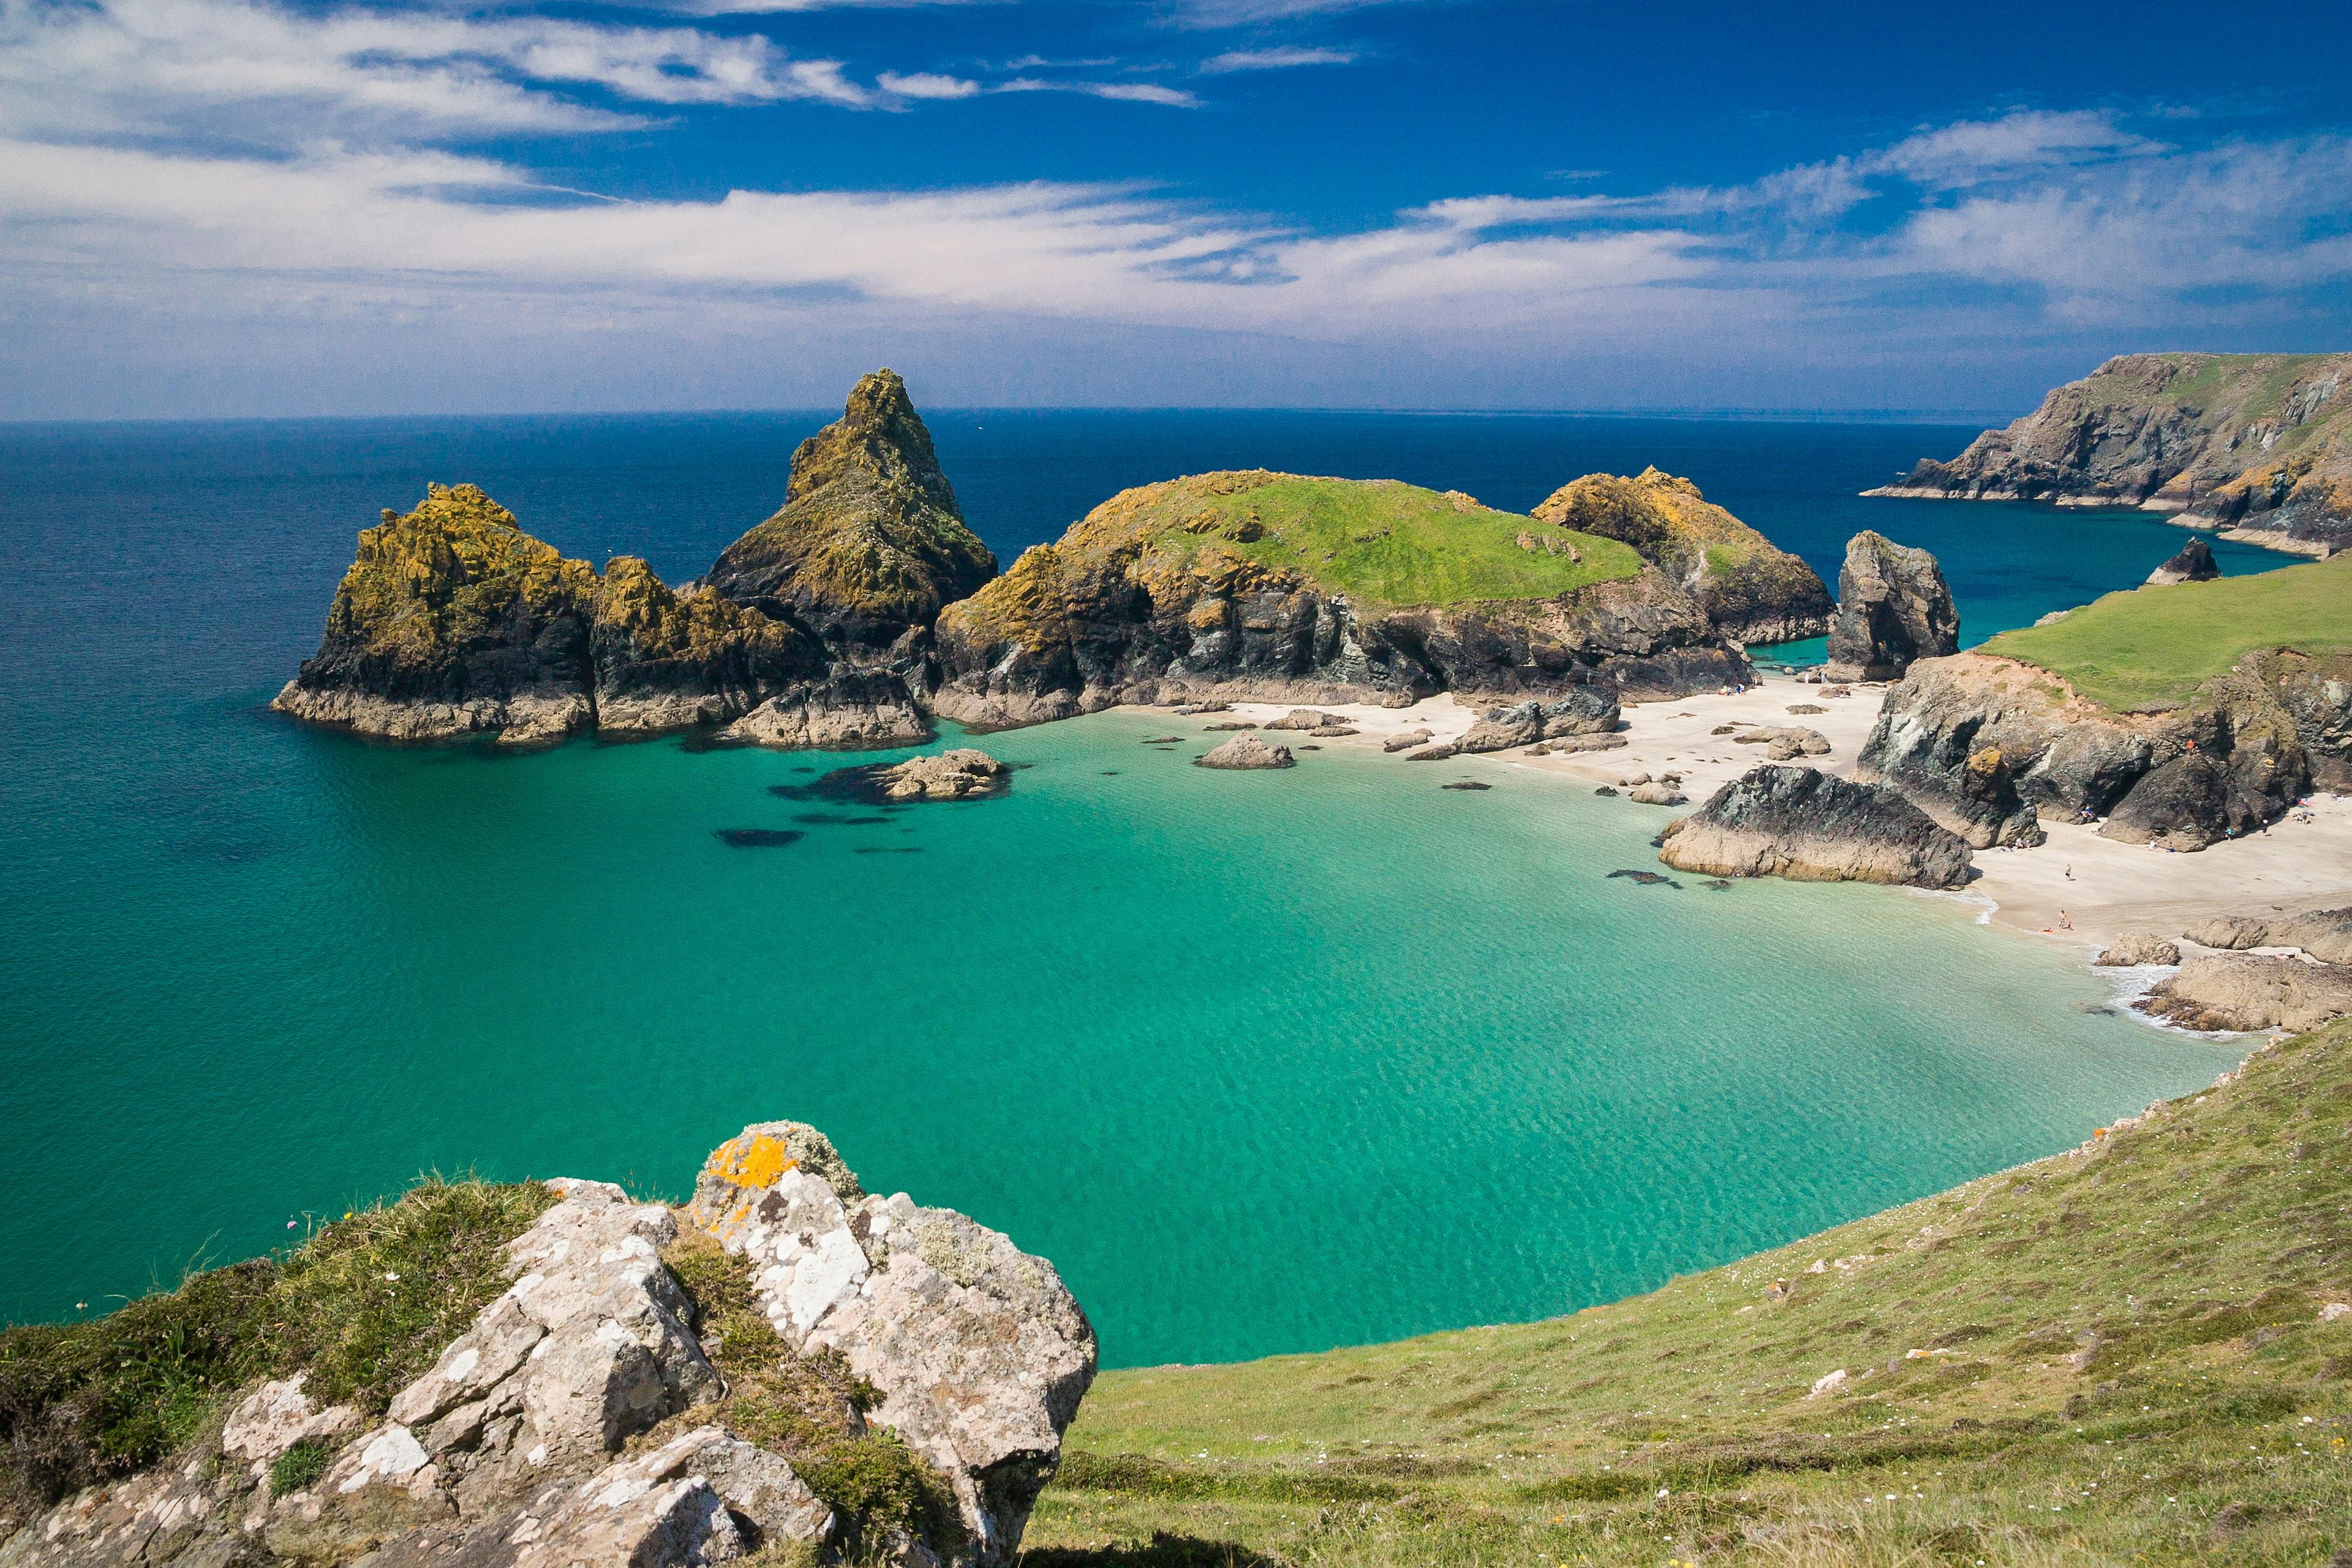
<box><xmin>1142</xmin><ymin>736</ymin><xmax>1185</xmax><ymax>744</ymax></box>
<box><xmin>1099</xmin><ymin>769</ymin><xmax>1119</xmax><ymax>775</ymax></box>
<box><xmin>1658</xmin><ymin>764</ymin><xmax>1974</xmax><ymax>888</ymax></box>
<box><xmin>1594</xmin><ymin>785</ymin><xmax>1619</xmax><ymax>796</ymax></box>
<box><xmin>1442</xmin><ymin>780</ymin><xmax>1491</xmax><ymax>791</ymax></box>
<box><xmin>783</xmin><ymin>809</ymin><xmax>892</xmax><ymax>824</ymax></box>
<box><xmin>1204</xmin><ymin>721</ymin><xmax>1259</xmax><ymax>731</ymax></box>
<box><xmin>2147</xmin><ymin>537</ymin><xmax>2222</xmax><ymax>586</ymax></box>
<box><xmin>1532</xmin><ymin>467</ymin><xmax>1834</xmax><ymax>644</ymax></box>
<box><xmin>1197</xmin><ymin>734</ymin><xmax>1294</xmax><ymax>770</ymax></box>
<box><xmin>773</xmin><ymin>748</ymin><xmax>1010</xmax><ymax>805</ymax></box>
<box><xmin>1860</xmin><ymin>650</ymin><xmax>2320</xmax><ymax>851</ymax></box>
<box><xmin>707</xmin><ymin>370</ymin><xmax>997</xmax><ymax>649</ymax></box>
<box><xmin>1702</xmin><ymin>878</ymin><xmax>1732</xmax><ymax>890</ymax></box>
<box><xmin>1822</xmin><ymin>532</ymin><xmax>1958</xmax><ymax>682</ymax></box>
<box><xmin>717</xmin><ymin>828</ymin><xmax>805</xmax><ymax>847</ymax></box>
<box><xmin>1607</xmin><ymin>869</ymin><xmax>1678</xmax><ymax>886</ymax></box>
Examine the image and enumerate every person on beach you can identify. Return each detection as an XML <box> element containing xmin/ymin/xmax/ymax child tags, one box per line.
<box><xmin>2057</xmin><ymin>910</ymin><xmax>2074</xmax><ymax>930</ymax></box>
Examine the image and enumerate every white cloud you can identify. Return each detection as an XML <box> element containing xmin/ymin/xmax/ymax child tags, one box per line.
<box><xmin>1869</xmin><ymin>109</ymin><xmax>2164</xmax><ymax>187</ymax></box>
<box><xmin>1199</xmin><ymin>45</ymin><xmax>1357</xmax><ymax>72</ymax></box>
<box><xmin>997</xmin><ymin>77</ymin><xmax>1200</xmax><ymax>107</ymax></box>
<box><xmin>878</xmin><ymin>70</ymin><xmax>982</xmax><ymax>100</ymax></box>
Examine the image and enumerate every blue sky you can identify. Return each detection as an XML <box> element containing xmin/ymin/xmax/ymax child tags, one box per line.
<box><xmin>4</xmin><ymin>0</ymin><xmax>2350</xmax><ymax>417</ymax></box>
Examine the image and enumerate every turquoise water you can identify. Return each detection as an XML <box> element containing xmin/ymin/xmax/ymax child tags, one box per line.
<box><xmin>0</xmin><ymin>413</ymin><xmax>2260</xmax><ymax>1365</ymax></box>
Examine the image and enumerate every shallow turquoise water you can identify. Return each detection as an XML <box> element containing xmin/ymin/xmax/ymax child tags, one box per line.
<box><xmin>0</xmin><ymin>412</ymin><xmax>2256</xmax><ymax>1365</ymax></box>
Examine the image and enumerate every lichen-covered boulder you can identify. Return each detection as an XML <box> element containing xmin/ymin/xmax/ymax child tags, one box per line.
<box><xmin>686</xmin><ymin>1125</ymin><xmax>1096</xmax><ymax>1568</ymax></box>
<box><xmin>1822</xmin><ymin>532</ymin><xmax>1958</xmax><ymax>682</ymax></box>
<box><xmin>1659</xmin><ymin>764</ymin><xmax>1975</xmax><ymax>889</ymax></box>
<box><xmin>708</xmin><ymin>371</ymin><xmax>998</xmax><ymax>649</ymax></box>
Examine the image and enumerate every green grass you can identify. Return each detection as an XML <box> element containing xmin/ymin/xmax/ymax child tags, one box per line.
<box><xmin>2150</xmin><ymin>354</ymin><xmax>2335</xmax><ymax>418</ymax></box>
<box><xmin>1121</xmin><ymin>475</ymin><xmax>1645</xmax><ymax>610</ymax></box>
<box><xmin>1031</xmin><ymin>1020</ymin><xmax>2352</xmax><ymax>1566</ymax></box>
<box><xmin>1980</xmin><ymin>551</ymin><xmax>2352</xmax><ymax>710</ymax></box>
<box><xmin>0</xmin><ymin>1177</ymin><xmax>555</xmax><ymax>1527</ymax></box>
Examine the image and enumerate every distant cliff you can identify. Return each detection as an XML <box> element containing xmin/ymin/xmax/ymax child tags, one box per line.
<box><xmin>1868</xmin><ymin>352</ymin><xmax>2352</xmax><ymax>557</ymax></box>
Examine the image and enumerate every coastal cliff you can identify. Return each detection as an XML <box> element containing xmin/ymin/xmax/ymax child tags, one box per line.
<box><xmin>1532</xmin><ymin>467</ymin><xmax>1833</xmax><ymax>644</ymax></box>
<box><xmin>929</xmin><ymin>471</ymin><xmax>1752</xmax><ymax>729</ymax></box>
<box><xmin>0</xmin><ymin>1124</ymin><xmax>1093</xmax><ymax>1568</ymax></box>
<box><xmin>276</xmin><ymin>373</ymin><xmax>979</xmax><ymax>750</ymax></box>
<box><xmin>1866</xmin><ymin>352</ymin><xmax>2352</xmax><ymax>557</ymax></box>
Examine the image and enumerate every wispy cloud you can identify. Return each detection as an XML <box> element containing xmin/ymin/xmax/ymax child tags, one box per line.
<box><xmin>998</xmin><ymin>77</ymin><xmax>1200</xmax><ymax>107</ymax></box>
<box><xmin>1199</xmin><ymin>45</ymin><xmax>1357</xmax><ymax>73</ymax></box>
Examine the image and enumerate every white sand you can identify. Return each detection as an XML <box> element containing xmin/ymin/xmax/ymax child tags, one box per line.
<box><xmin>1130</xmin><ymin>674</ymin><xmax>2352</xmax><ymax>959</ymax></box>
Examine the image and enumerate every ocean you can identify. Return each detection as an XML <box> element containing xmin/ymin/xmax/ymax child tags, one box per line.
<box><xmin>0</xmin><ymin>410</ymin><xmax>2277</xmax><ymax>1365</ymax></box>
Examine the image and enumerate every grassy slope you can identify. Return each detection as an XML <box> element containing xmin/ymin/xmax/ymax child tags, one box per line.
<box><xmin>1112</xmin><ymin>475</ymin><xmax>1645</xmax><ymax>610</ymax></box>
<box><xmin>1979</xmin><ymin>552</ymin><xmax>2352</xmax><ymax>710</ymax></box>
<box><xmin>1031</xmin><ymin>1022</ymin><xmax>2352</xmax><ymax>1567</ymax></box>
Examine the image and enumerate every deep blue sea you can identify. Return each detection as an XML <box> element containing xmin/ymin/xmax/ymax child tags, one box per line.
<box><xmin>0</xmin><ymin>411</ymin><xmax>2278</xmax><ymax>1365</ymax></box>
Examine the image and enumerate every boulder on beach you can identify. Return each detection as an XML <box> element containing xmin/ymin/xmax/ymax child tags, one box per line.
<box><xmin>2095</xmin><ymin>932</ymin><xmax>2182</xmax><ymax>967</ymax></box>
<box><xmin>1628</xmin><ymin>782</ymin><xmax>1687</xmax><ymax>805</ymax></box>
<box><xmin>1454</xmin><ymin>688</ymin><xmax>1623</xmax><ymax>754</ymax></box>
<box><xmin>1659</xmin><ymin>764</ymin><xmax>1975</xmax><ymax>889</ymax></box>
<box><xmin>1197</xmin><ymin>734</ymin><xmax>1295</xmax><ymax>770</ymax></box>
<box><xmin>1263</xmin><ymin>709</ymin><xmax>1349</xmax><ymax>730</ymax></box>
<box><xmin>1382</xmin><ymin>728</ymin><xmax>1434</xmax><ymax>753</ymax></box>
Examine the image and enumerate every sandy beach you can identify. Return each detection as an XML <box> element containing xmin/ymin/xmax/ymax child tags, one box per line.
<box><xmin>1134</xmin><ymin>673</ymin><xmax>2352</xmax><ymax>960</ymax></box>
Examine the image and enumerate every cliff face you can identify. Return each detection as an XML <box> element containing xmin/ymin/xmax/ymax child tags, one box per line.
<box><xmin>1821</xmin><ymin>531</ymin><xmax>1959</xmax><ymax>683</ymax></box>
<box><xmin>1532</xmin><ymin>468</ymin><xmax>1833</xmax><ymax>644</ymax></box>
<box><xmin>1857</xmin><ymin>650</ymin><xmax>2330</xmax><ymax>851</ymax></box>
<box><xmin>273</xmin><ymin>484</ymin><xmax>602</xmax><ymax>747</ymax></box>
<box><xmin>708</xmin><ymin>371</ymin><xmax>999</xmax><ymax>648</ymax></box>
<box><xmin>1868</xmin><ymin>352</ymin><xmax>2352</xmax><ymax>557</ymax></box>
<box><xmin>929</xmin><ymin>471</ymin><xmax>1751</xmax><ymax>728</ymax></box>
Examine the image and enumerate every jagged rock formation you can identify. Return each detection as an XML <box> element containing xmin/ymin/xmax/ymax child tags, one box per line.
<box><xmin>1866</xmin><ymin>353</ymin><xmax>2352</xmax><ymax>557</ymax></box>
<box><xmin>2138</xmin><ymin>954</ymin><xmax>2352</xmax><ymax>1032</ymax></box>
<box><xmin>2182</xmin><ymin>907</ymin><xmax>2352</xmax><ymax>964</ymax></box>
<box><xmin>930</xmin><ymin>472</ymin><xmax>1751</xmax><ymax>729</ymax></box>
<box><xmin>708</xmin><ymin>371</ymin><xmax>998</xmax><ymax>649</ymax></box>
<box><xmin>1453</xmin><ymin>689</ymin><xmax>1621</xmax><ymax>754</ymax></box>
<box><xmin>1858</xmin><ymin>652</ymin><xmax>2325</xmax><ymax>851</ymax></box>
<box><xmin>6</xmin><ymin>1128</ymin><xmax>1092</xmax><ymax>1568</ymax></box>
<box><xmin>1822</xmin><ymin>532</ymin><xmax>1958</xmax><ymax>683</ymax></box>
<box><xmin>1532</xmin><ymin>468</ymin><xmax>1833</xmax><ymax>644</ymax></box>
<box><xmin>2147</xmin><ymin>538</ymin><xmax>2220</xmax><ymax>586</ymax></box>
<box><xmin>272</xmin><ymin>484</ymin><xmax>601</xmax><ymax>748</ymax></box>
<box><xmin>277</xmin><ymin>374</ymin><xmax>997</xmax><ymax>752</ymax></box>
<box><xmin>1197</xmin><ymin>734</ymin><xmax>1294</xmax><ymax>769</ymax></box>
<box><xmin>872</xmin><ymin>749</ymin><xmax>1011</xmax><ymax>799</ymax></box>
<box><xmin>1657</xmin><ymin>764</ymin><xmax>1974</xmax><ymax>889</ymax></box>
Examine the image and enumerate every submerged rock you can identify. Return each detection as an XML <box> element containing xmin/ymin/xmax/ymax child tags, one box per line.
<box><xmin>1658</xmin><ymin>764</ymin><xmax>1974</xmax><ymax>889</ymax></box>
<box><xmin>1822</xmin><ymin>532</ymin><xmax>1958</xmax><ymax>683</ymax></box>
<box><xmin>1197</xmin><ymin>734</ymin><xmax>1295</xmax><ymax>770</ymax></box>
<box><xmin>2137</xmin><ymin>954</ymin><xmax>2352</xmax><ymax>1032</ymax></box>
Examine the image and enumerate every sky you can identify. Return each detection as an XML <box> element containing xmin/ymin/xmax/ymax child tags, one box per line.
<box><xmin>4</xmin><ymin>0</ymin><xmax>2350</xmax><ymax>418</ymax></box>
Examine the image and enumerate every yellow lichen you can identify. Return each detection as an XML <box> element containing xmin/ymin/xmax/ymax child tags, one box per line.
<box><xmin>710</xmin><ymin>1133</ymin><xmax>800</xmax><ymax>1191</ymax></box>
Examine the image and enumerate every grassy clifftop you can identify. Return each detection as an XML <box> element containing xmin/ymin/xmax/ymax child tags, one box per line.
<box><xmin>1982</xmin><ymin>551</ymin><xmax>2352</xmax><ymax>710</ymax></box>
<box><xmin>1033</xmin><ymin>1022</ymin><xmax>2352</xmax><ymax>1566</ymax></box>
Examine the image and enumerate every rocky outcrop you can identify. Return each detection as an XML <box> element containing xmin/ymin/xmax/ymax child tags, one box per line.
<box><xmin>273</xmin><ymin>484</ymin><xmax>601</xmax><ymax>748</ymax></box>
<box><xmin>1859</xmin><ymin>652</ymin><xmax>2315</xmax><ymax>851</ymax></box>
<box><xmin>1866</xmin><ymin>353</ymin><xmax>2352</xmax><ymax>557</ymax></box>
<box><xmin>872</xmin><ymin>749</ymin><xmax>1012</xmax><ymax>799</ymax></box>
<box><xmin>707</xmin><ymin>371</ymin><xmax>998</xmax><ymax>649</ymax></box>
<box><xmin>929</xmin><ymin>472</ymin><xmax>1752</xmax><ymax>730</ymax></box>
<box><xmin>1822</xmin><ymin>532</ymin><xmax>1958</xmax><ymax>683</ymax></box>
<box><xmin>1658</xmin><ymin>764</ymin><xmax>1974</xmax><ymax>889</ymax></box>
<box><xmin>2137</xmin><ymin>954</ymin><xmax>2352</xmax><ymax>1032</ymax></box>
<box><xmin>2097</xmin><ymin>932</ymin><xmax>2182</xmax><ymax>967</ymax></box>
<box><xmin>1732</xmin><ymin>725</ymin><xmax>1831</xmax><ymax>761</ymax></box>
<box><xmin>2182</xmin><ymin>907</ymin><xmax>2352</xmax><ymax>964</ymax></box>
<box><xmin>1531</xmin><ymin>468</ymin><xmax>1833</xmax><ymax>644</ymax></box>
<box><xmin>687</xmin><ymin>1124</ymin><xmax>1095</xmax><ymax>1566</ymax></box>
<box><xmin>2147</xmin><ymin>538</ymin><xmax>2220</xmax><ymax>586</ymax></box>
<box><xmin>1453</xmin><ymin>688</ymin><xmax>1621</xmax><ymax>753</ymax></box>
<box><xmin>9</xmin><ymin>1129</ymin><xmax>1092</xmax><ymax>1568</ymax></box>
<box><xmin>1197</xmin><ymin>734</ymin><xmax>1294</xmax><ymax>769</ymax></box>
<box><xmin>590</xmin><ymin>554</ymin><xmax>831</xmax><ymax>736</ymax></box>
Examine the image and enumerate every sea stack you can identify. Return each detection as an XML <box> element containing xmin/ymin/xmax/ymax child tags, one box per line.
<box><xmin>1821</xmin><ymin>531</ymin><xmax>1958</xmax><ymax>682</ymax></box>
<box><xmin>2147</xmin><ymin>537</ymin><xmax>2222</xmax><ymax>586</ymax></box>
<box><xmin>708</xmin><ymin>369</ymin><xmax>998</xmax><ymax>649</ymax></box>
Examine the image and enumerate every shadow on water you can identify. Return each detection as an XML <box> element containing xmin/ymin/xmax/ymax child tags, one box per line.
<box><xmin>714</xmin><ymin>828</ymin><xmax>804</xmax><ymax>848</ymax></box>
